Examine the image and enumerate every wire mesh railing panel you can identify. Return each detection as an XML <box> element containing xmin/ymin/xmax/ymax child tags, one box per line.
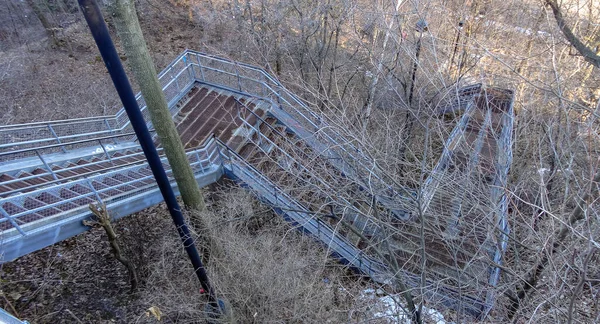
<box><xmin>0</xmin><ymin>139</ymin><xmax>219</xmax><ymax>238</ymax></box>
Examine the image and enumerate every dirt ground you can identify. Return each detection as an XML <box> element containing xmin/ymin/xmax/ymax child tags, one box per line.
<box><xmin>1</xmin><ymin>203</ymin><xmax>169</xmax><ymax>323</ymax></box>
<box><xmin>0</xmin><ymin>181</ymin><xmax>378</xmax><ymax>323</ymax></box>
<box><xmin>0</xmin><ymin>0</ymin><xmax>207</xmax><ymax>125</ymax></box>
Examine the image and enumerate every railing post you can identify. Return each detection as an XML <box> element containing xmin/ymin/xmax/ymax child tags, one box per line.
<box><xmin>185</xmin><ymin>53</ymin><xmax>196</xmax><ymax>81</ymax></box>
<box><xmin>98</xmin><ymin>140</ymin><xmax>113</xmax><ymax>163</ymax></box>
<box><xmin>35</xmin><ymin>150</ymin><xmax>59</xmax><ymax>181</ymax></box>
<box><xmin>235</xmin><ymin>65</ymin><xmax>242</xmax><ymax>91</ymax></box>
<box><xmin>104</xmin><ymin>118</ymin><xmax>118</xmax><ymax>144</ymax></box>
<box><xmin>85</xmin><ymin>177</ymin><xmax>104</xmax><ymax>203</ymax></box>
<box><xmin>0</xmin><ymin>207</ymin><xmax>26</xmax><ymax>236</ymax></box>
<box><xmin>47</xmin><ymin>124</ymin><xmax>66</xmax><ymax>153</ymax></box>
<box><xmin>196</xmin><ymin>55</ymin><xmax>205</xmax><ymax>82</ymax></box>
<box><xmin>262</xmin><ymin>74</ymin><xmax>269</xmax><ymax>97</ymax></box>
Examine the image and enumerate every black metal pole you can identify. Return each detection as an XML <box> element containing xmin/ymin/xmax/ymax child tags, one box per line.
<box><xmin>77</xmin><ymin>0</ymin><xmax>219</xmax><ymax>308</ymax></box>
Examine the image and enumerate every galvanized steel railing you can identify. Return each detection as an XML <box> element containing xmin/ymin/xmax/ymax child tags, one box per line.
<box><xmin>214</xmin><ymin>137</ymin><xmax>390</xmax><ymax>281</ymax></box>
<box><xmin>0</xmin><ymin>53</ymin><xmax>195</xmax><ymax>160</ymax></box>
<box><xmin>0</xmin><ymin>137</ymin><xmax>222</xmax><ymax>260</ymax></box>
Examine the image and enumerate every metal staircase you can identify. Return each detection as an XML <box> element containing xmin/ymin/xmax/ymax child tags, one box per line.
<box><xmin>0</xmin><ymin>50</ymin><xmax>514</xmax><ymax>318</ymax></box>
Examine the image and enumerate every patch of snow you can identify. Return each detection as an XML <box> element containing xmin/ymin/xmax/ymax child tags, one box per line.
<box><xmin>362</xmin><ymin>289</ymin><xmax>454</xmax><ymax>324</ymax></box>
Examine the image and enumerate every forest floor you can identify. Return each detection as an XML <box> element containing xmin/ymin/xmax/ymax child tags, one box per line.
<box><xmin>0</xmin><ymin>0</ymin><xmax>205</xmax><ymax>125</ymax></box>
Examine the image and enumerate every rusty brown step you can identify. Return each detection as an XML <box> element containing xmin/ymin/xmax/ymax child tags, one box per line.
<box><xmin>31</xmin><ymin>168</ymin><xmax>50</xmax><ymax>175</ymax></box>
<box><xmin>76</xmin><ymin>158</ymin><xmax>114</xmax><ymax>172</ymax></box>
<box><xmin>0</xmin><ymin>174</ymin><xmax>30</xmax><ymax>192</ymax></box>
<box><xmin>239</xmin><ymin>143</ymin><xmax>260</xmax><ymax>159</ymax></box>
<box><xmin>0</xmin><ymin>184</ymin><xmax>13</xmax><ymax>195</ymax></box>
<box><xmin>258</xmin><ymin>117</ymin><xmax>277</xmax><ymax>134</ymax></box>
<box><xmin>70</xmin><ymin>161</ymin><xmax>100</xmax><ymax>174</ymax></box>
<box><xmin>179</xmin><ymin>93</ymin><xmax>230</xmax><ymax>147</ymax></box>
<box><xmin>185</xmin><ymin>96</ymin><xmax>238</xmax><ymax>147</ymax></box>
<box><xmin>111</xmin><ymin>152</ymin><xmax>145</xmax><ymax>165</ymax></box>
<box><xmin>52</xmin><ymin>164</ymin><xmax>81</xmax><ymax>178</ymax></box>
<box><xmin>174</xmin><ymin>86</ymin><xmax>200</xmax><ymax>113</ymax></box>
<box><xmin>18</xmin><ymin>171</ymin><xmax>54</xmax><ymax>187</ymax></box>
<box><xmin>177</xmin><ymin>91</ymin><xmax>224</xmax><ymax>135</ymax></box>
<box><xmin>179</xmin><ymin>88</ymin><xmax>211</xmax><ymax>115</ymax></box>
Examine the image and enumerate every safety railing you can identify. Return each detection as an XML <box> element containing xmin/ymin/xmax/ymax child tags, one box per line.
<box><xmin>214</xmin><ymin>137</ymin><xmax>389</xmax><ymax>279</ymax></box>
<box><xmin>0</xmin><ymin>137</ymin><xmax>221</xmax><ymax>239</ymax></box>
<box><xmin>182</xmin><ymin>50</ymin><xmax>416</xmax><ymax>217</ymax></box>
<box><xmin>0</xmin><ymin>51</ymin><xmax>196</xmax><ymax>158</ymax></box>
<box><xmin>420</xmin><ymin>101</ymin><xmax>476</xmax><ymax>213</ymax></box>
<box><xmin>214</xmin><ymin>137</ymin><xmax>488</xmax><ymax>316</ymax></box>
<box><xmin>484</xmin><ymin>92</ymin><xmax>514</xmax><ymax>313</ymax></box>
<box><xmin>233</xmin><ymin>98</ymin><xmax>412</xmax><ymax>226</ymax></box>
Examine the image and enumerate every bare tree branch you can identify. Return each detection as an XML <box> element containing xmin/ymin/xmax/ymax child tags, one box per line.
<box><xmin>545</xmin><ymin>0</ymin><xmax>600</xmax><ymax>68</ymax></box>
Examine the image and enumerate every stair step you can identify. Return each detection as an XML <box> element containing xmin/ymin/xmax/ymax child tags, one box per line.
<box><xmin>239</xmin><ymin>143</ymin><xmax>259</xmax><ymax>159</ymax></box>
<box><xmin>23</xmin><ymin>197</ymin><xmax>62</xmax><ymax>217</ymax></box>
<box><xmin>60</xmin><ymin>187</ymin><xmax>95</xmax><ymax>206</ymax></box>
<box><xmin>0</xmin><ymin>174</ymin><xmax>30</xmax><ymax>191</ymax></box>
<box><xmin>52</xmin><ymin>164</ymin><xmax>81</xmax><ymax>178</ymax></box>
<box><xmin>36</xmin><ymin>192</ymin><xmax>78</xmax><ymax>211</ymax></box>
<box><xmin>183</xmin><ymin>96</ymin><xmax>237</xmax><ymax>148</ymax></box>
<box><xmin>179</xmin><ymin>88</ymin><xmax>211</xmax><ymax>115</ymax></box>
<box><xmin>18</xmin><ymin>171</ymin><xmax>54</xmax><ymax>187</ymax></box>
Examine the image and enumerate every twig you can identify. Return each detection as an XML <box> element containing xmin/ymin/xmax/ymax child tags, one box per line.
<box><xmin>66</xmin><ymin>309</ymin><xmax>84</xmax><ymax>324</ymax></box>
<box><xmin>87</xmin><ymin>203</ymin><xmax>139</xmax><ymax>292</ymax></box>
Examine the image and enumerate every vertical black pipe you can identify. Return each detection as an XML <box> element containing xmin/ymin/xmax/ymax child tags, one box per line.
<box><xmin>408</xmin><ymin>34</ymin><xmax>422</xmax><ymax>107</ymax></box>
<box><xmin>449</xmin><ymin>20</ymin><xmax>464</xmax><ymax>74</ymax></box>
<box><xmin>77</xmin><ymin>0</ymin><xmax>219</xmax><ymax>308</ymax></box>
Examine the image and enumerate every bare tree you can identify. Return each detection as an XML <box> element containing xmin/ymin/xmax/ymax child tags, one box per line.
<box><xmin>545</xmin><ymin>0</ymin><xmax>600</xmax><ymax>68</ymax></box>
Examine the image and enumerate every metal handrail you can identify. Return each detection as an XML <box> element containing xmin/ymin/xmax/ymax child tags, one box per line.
<box><xmin>0</xmin><ymin>131</ymin><xmax>146</xmax><ymax>157</ymax></box>
<box><xmin>214</xmin><ymin>137</ymin><xmax>388</xmax><ymax>278</ymax></box>
<box><xmin>0</xmin><ymin>53</ymin><xmax>194</xmax><ymax>152</ymax></box>
<box><xmin>0</xmin><ymin>116</ymin><xmax>118</xmax><ymax>130</ymax></box>
<box><xmin>0</xmin><ymin>139</ymin><xmax>220</xmax><ymax>227</ymax></box>
<box><xmin>180</xmin><ymin>53</ymin><xmax>417</xmax><ymax>210</ymax></box>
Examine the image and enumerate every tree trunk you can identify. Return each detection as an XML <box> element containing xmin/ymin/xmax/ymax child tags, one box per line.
<box><xmin>110</xmin><ymin>0</ymin><xmax>206</xmax><ymax>210</ymax></box>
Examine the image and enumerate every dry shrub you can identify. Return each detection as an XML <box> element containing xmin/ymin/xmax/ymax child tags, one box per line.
<box><xmin>138</xmin><ymin>186</ymin><xmax>372</xmax><ymax>323</ymax></box>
